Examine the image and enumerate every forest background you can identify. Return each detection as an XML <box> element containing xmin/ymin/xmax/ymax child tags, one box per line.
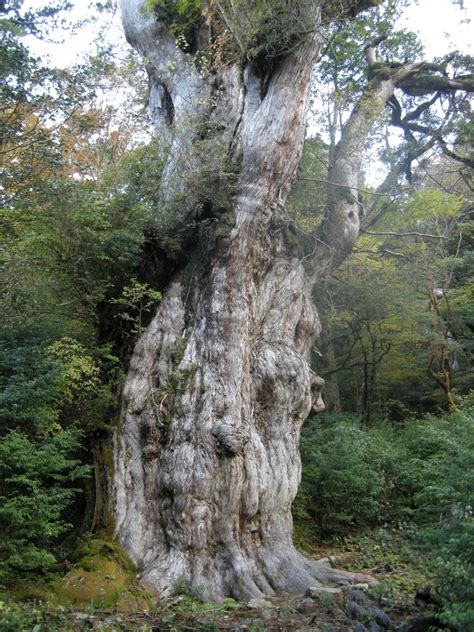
<box><xmin>0</xmin><ymin>0</ymin><xmax>473</xmax><ymax>629</ymax></box>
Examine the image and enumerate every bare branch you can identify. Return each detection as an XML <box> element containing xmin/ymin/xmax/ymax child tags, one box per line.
<box><xmin>297</xmin><ymin>177</ymin><xmax>388</xmax><ymax>197</ymax></box>
<box><xmin>355</xmin><ymin>247</ymin><xmax>411</xmax><ymax>259</ymax></box>
<box><xmin>362</xmin><ymin>229</ymin><xmax>448</xmax><ymax>240</ymax></box>
<box><xmin>398</xmin><ymin>72</ymin><xmax>474</xmax><ymax>96</ymax></box>
<box><xmin>364</xmin><ymin>34</ymin><xmax>387</xmax><ymax>66</ymax></box>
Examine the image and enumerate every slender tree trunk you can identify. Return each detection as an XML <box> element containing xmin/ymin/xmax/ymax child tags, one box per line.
<box><xmin>113</xmin><ymin>0</ymin><xmax>397</xmax><ymax>601</ymax></box>
<box><xmin>320</xmin><ymin>328</ymin><xmax>342</xmax><ymax>413</ymax></box>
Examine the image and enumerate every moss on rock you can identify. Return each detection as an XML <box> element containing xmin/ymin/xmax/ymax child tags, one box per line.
<box><xmin>51</xmin><ymin>537</ymin><xmax>152</xmax><ymax>611</ymax></box>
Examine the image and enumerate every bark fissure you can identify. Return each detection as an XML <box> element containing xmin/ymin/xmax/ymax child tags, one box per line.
<box><xmin>114</xmin><ymin>0</ymin><xmax>381</xmax><ymax>601</ymax></box>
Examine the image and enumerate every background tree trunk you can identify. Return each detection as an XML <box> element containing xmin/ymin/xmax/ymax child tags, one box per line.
<box><xmin>114</xmin><ymin>0</ymin><xmax>379</xmax><ymax>601</ymax></box>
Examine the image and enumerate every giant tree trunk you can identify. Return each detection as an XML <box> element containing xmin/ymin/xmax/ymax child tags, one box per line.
<box><xmin>113</xmin><ymin>0</ymin><xmax>386</xmax><ymax>601</ymax></box>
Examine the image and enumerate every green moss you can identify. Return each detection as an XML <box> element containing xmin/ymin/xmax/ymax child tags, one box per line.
<box><xmin>51</xmin><ymin>537</ymin><xmax>151</xmax><ymax>611</ymax></box>
<box><xmin>358</xmin><ymin>87</ymin><xmax>386</xmax><ymax>118</ymax></box>
<box><xmin>286</xmin><ymin>225</ymin><xmax>302</xmax><ymax>249</ymax></box>
<box><xmin>102</xmin><ymin>445</ymin><xmax>114</xmax><ymax>475</ymax></box>
<box><xmin>283</xmin><ymin>223</ymin><xmax>316</xmax><ymax>257</ymax></box>
<box><xmin>72</xmin><ymin>537</ymin><xmax>136</xmax><ymax>572</ymax></box>
<box><xmin>53</xmin><ymin>559</ymin><xmax>127</xmax><ymax>608</ymax></box>
<box><xmin>368</xmin><ymin>62</ymin><xmax>392</xmax><ymax>81</ymax></box>
<box><xmin>169</xmin><ymin>338</ymin><xmax>187</xmax><ymax>367</ymax></box>
<box><xmin>337</xmin><ymin>187</ymin><xmax>357</xmax><ymax>204</ymax></box>
<box><xmin>9</xmin><ymin>582</ymin><xmax>52</xmax><ymax>602</ymax></box>
<box><xmin>210</xmin><ymin>188</ymin><xmax>233</xmax><ymax>212</ymax></box>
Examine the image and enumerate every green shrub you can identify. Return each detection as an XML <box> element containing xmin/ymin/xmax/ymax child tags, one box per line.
<box><xmin>0</xmin><ymin>331</ymin><xmax>110</xmax><ymax>584</ymax></box>
<box><xmin>145</xmin><ymin>0</ymin><xmax>202</xmax><ymax>49</ymax></box>
<box><xmin>0</xmin><ymin>599</ymin><xmax>70</xmax><ymax>632</ymax></box>
<box><xmin>404</xmin><ymin>410</ymin><xmax>474</xmax><ymax>629</ymax></box>
<box><xmin>431</xmin><ymin>515</ymin><xmax>474</xmax><ymax>630</ymax></box>
<box><xmin>394</xmin><ymin>411</ymin><xmax>473</xmax><ymax>525</ymax></box>
<box><xmin>0</xmin><ymin>429</ymin><xmax>88</xmax><ymax>582</ymax></box>
<box><xmin>0</xmin><ymin>333</ymin><xmax>60</xmax><ymax>436</ymax></box>
<box><xmin>295</xmin><ymin>408</ymin><xmax>474</xmax><ymax>629</ymax></box>
<box><xmin>295</xmin><ymin>414</ymin><xmax>397</xmax><ymax>536</ymax></box>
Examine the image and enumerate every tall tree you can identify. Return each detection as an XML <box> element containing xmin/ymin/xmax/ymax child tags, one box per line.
<box><xmin>113</xmin><ymin>0</ymin><xmax>473</xmax><ymax>600</ymax></box>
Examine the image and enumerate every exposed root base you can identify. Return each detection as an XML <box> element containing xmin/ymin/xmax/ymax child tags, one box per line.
<box><xmin>309</xmin><ymin>563</ymin><xmax>378</xmax><ymax>588</ymax></box>
<box><xmin>138</xmin><ymin>546</ymin><xmax>378</xmax><ymax>604</ymax></box>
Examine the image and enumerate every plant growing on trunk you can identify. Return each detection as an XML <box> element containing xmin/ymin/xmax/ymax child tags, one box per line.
<box><xmin>113</xmin><ymin>0</ymin><xmax>474</xmax><ymax>601</ymax></box>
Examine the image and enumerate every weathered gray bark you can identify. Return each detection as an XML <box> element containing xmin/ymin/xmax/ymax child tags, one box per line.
<box><xmin>314</xmin><ymin>59</ymin><xmax>430</xmax><ymax>275</ymax></box>
<box><xmin>113</xmin><ymin>0</ymin><xmax>381</xmax><ymax>601</ymax></box>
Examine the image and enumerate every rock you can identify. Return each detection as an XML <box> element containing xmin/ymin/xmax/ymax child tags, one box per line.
<box><xmin>72</xmin><ymin>613</ymin><xmax>95</xmax><ymax>621</ymax></box>
<box><xmin>247</xmin><ymin>598</ymin><xmax>274</xmax><ymax>609</ymax></box>
<box><xmin>306</xmin><ymin>585</ymin><xmax>343</xmax><ymax>599</ymax></box>
<box><xmin>368</xmin><ymin>607</ymin><xmax>391</xmax><ymax>628</ymax></box>
<box><xmin>261</xmin><ymin>609</ymin><xmax>274</xmax><ymax>620</ymax></box>
<box><xmin>315</xmin><ymin>557</ymin><xmax>332</xmax><ymax>567</ymax></box>
<box><xmin>368</xmin><ymin>623</ymin><xmax>384</xmax><ymax>632</ymax></box>
<box><xmin>234</xmin><ymin>619</ymin><xmax>254</xmax><ymax>630</ymax></box>
<box><xmin>345</xmin><ymin>588</ymin><xmax>368</xmax><ymax>605</ymax></box>
<box><xmin>415</xmin><ymin>585</ymin><xmax>442</xmax><ymax>609</ymax></box>
<box><xmin>306</xmin><ymin>584</ymin><xmax>345</xmax><ymax>608</ymax></box>
<box><xmin>353</xmin><ymin>583</ymin><xmax>370</xmax><ymax>591</ymax></box>
<box><xmin>352</xmin><ymin>624</ymin><xmax>369</xmax><ymax>632</ymax></box>
<box><xmin>346</xmin><ymin>600</ymin><xmax>366</xmax><ymax>620</ymax></box>
<box><xmin>297</xmin><ymin>597</ymin><xmax>317</xmax><ymax>612</ymax></box>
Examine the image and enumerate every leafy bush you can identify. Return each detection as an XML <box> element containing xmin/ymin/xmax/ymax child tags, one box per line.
<box><xmin>394</xmin><ymin>410</ymin><xmax>474</xmax><ymax>526</ymax></box>
<box><xmin>407</xmin><ymin>410</ymin><xmax>474</xmax><ymax>629</ymax></box>
<box><xmin>145</xmin><ymin>0</ymin><xmax>202</xmax><ymax>49</ymax></box>
<box><xmin>295</xmin><ymin>414</ymin><xmax>397</xmax><ymax>536</ymax></box>
<box><xmin>0</xmin><ymin>332</ymin><xmax>117</xmax><ymax>437</ymax></box>
<box><xmin>0</xmin><ymin>332</ymin><xmax>114</xmax><ymax>584</ymax></box>
<box><xmin>0</xmin><ymin>430</ymin><xmax>88</xmax><ymax>582</ymax></box>
<box><xmin>296</xmin><ymin>408</ymin><xmax>474</xmax><ymax>629</ymax></box>
<box><xmin>0</xmin><ymin>333</ymin><xmax>61</xmax><ymax>436</ymax></box>
<box><xmin>432</xmin><ymin>514</ymin><xmax>474</xmax><ymax>629</ymax></box>
<box><xmin>0</xmin><ymin>599</ymin><xmax>69</xmax><ymax>632</ymax></box>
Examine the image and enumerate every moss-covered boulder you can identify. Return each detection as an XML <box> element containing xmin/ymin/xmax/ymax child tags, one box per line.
<box><xmin>52</xmin><ymin>538</ymin><xmax>151</xmax><ymax>611</ymax></box>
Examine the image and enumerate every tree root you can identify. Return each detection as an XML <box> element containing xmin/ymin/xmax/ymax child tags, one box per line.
<box><xmin>138</xmin><ymin>544</ymin><xmax>378</xmax><ymax>604</ymax></box>
<box><xmin>309</xmin><ymin>562</ymin><xmax>378</xmax><ymax>587</ymax></box>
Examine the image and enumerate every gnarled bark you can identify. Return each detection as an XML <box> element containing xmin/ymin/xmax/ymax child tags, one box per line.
<box><xmin>113</xmin><ymin>0</ymin><xmax>384</xmax><ymax>601</ymax></box>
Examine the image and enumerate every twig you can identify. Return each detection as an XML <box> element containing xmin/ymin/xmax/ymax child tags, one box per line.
<box><xmin>298</xmin><ymin>177</ymin><xmax>388</xmax><ymax>197</ymax></box>
<box><xmin>361</xmin><ymin>229</ymin><xmax>447</xmax><ymax>240</ymax></box>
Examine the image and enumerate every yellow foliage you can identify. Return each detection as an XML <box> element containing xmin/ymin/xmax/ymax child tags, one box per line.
<box><xmin>406</xmin><ymin>189</ymin><xmax>463</xmax><ymax>221</ymax></box>
<box><xmin>46</xmin><ymin>337</ymin><xmax>101</xmax><ymax>404</ymax></box>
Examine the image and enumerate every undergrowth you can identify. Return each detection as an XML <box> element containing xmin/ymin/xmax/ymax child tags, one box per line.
<box><xmin>295</xmin><ymin>406</ymin><xmax>474</xmax><ymax>630</ymax></box>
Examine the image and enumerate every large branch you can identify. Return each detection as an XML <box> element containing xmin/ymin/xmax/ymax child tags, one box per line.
<box><xmin>362</xmin><ymin>229</ymin><xmax>448</xmax><ymax>240</ymax></box>
<box><xmin>398</xmin><ymin>72</ymin><xmax>474</xmax><ymax>96</ymax></box>
<box><xmin>312</xmin><ymin>47</ymin><xmax>474</xmax><ymax>275</ymax></box>
<box><xmin>389</xmin><ymin>92</ymin><xmax>474</xmax><ymax>170</ymax></box>
<box><xmin>362</xmin><ymin>136</ymin><xmax>436</xmax><ymax>223</ymax></box>
<box><xmin>312</xmin><ymin>62</ymin><xmax>423</xmax><ymax>275</ymax></box>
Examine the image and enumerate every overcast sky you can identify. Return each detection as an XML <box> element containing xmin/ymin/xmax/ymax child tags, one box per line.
<box><xmin>398</xmin><ymin>0</ymin><xmax>473</xmax><ymax>57</ymax></box>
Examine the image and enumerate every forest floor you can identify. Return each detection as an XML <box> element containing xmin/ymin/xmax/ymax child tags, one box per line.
<box><xmin>1</xmin><ymin>530</ymin><xmax>437</xmax><ymax>631</ymax></box>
